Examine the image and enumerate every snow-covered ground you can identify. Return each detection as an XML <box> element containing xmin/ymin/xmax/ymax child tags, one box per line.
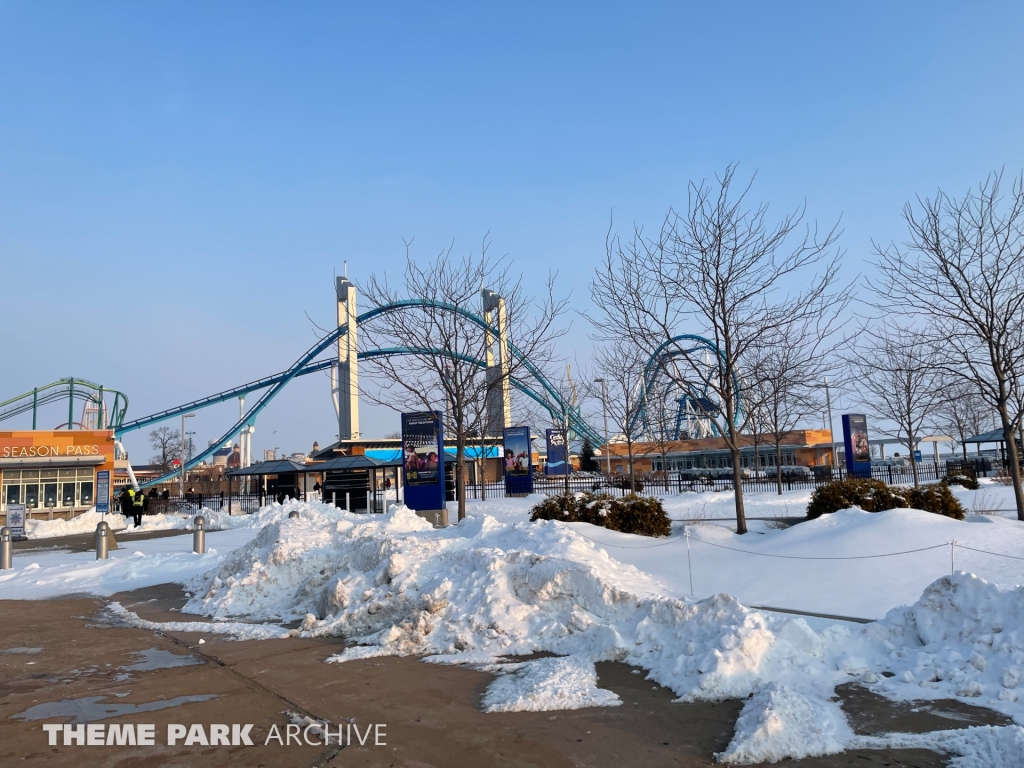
<box><xmin>7</xmin><ymin>484</ymin><xmax>1024</xmax><ymax>764</ymax></box>
<box><xmin>23</xmin><ymin>506</ymin><xmax>256</xmax><ymax>539</ymax></box>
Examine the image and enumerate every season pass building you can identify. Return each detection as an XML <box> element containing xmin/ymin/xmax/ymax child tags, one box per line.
<box><xmin>1</xmin><ymin>430</ymin><xmax>116</xmax><ymax>521</ymax></box>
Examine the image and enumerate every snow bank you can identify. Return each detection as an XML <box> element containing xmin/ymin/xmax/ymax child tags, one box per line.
<box><xmin>717</xmin><ymin>683</ymin><xmax>852</xmax><ymax>764</ymax></box>
<box><xmin>25</xmin><ymin>509</ymin><xmax>128</xmax><ymax>538</ymax></box>
<box><xmin>850</xmin><ymin>725</ymin><xmax>1024</xmax><ymax>768</ymax></box>
<box><xmin>178</xmin><ymin>500</ymin><xmax>1024</xmax><ymax>764</ymax></box>
<box><xmin>480</xmin><ymin>655</ymin><xmax>621</xmax><ymax>713</ymax></box>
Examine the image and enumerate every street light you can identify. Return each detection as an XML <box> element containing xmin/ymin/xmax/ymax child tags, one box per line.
<box><xmin>180</xmin><ymin>413</ymin><xmax>195</xmax><ymax>496</ymax></box>
<box><xmin>594</xmin><ymin>378</ymin><xmax>611</xmax><ymax>476</ymax></box>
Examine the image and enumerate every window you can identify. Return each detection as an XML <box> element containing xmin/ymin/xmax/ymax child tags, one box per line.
<box><xmin>1</xmin><ymin>467</ymin><xmax>98</xmax><ymax>512</ymax></box>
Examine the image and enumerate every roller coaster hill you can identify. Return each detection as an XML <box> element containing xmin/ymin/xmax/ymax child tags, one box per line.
<box><xmin>0</xmin><ymin>281</ymin><xmax>741</xmax><ymax>492</ymax></box>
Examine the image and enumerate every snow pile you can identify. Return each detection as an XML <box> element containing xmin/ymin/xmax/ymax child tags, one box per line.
<box><xmin>25</xmin><ymin>509</ymin><xmax>128</xmax><ymax>538</ymax></box>
<box><xmin>850</xmin><ymin>725</ymin><xmax>1024</xmax><ymax>768</ymax></box>
<box><xmin>480</xmin><ymin>655</ymin><xmax>621</xmax><ymax>713</ymax></box>
<box><xmin>102</xmin><ymin>601</ymin><xmax>294</xmax><ymax>640</ymax></box>
<box><xmin>717</xmin><ymin>683</ymin><xmax>852</xmax><ymax>764</ymax></box>
<box><xmin>180</xmin><ymin>501</ymin><xmax>1024</xmax><ymax>763</ymax></box>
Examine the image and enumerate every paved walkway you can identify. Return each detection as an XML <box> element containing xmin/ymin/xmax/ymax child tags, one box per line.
<box><xmin>13</xmin><ymin>528</ymin><xmax>191</xmax><ymax>554</ymax></box>
<box><xmin>0</xmin><ymin>583</ymin><xmax>1001</xmax><ymax>767</ymax></box>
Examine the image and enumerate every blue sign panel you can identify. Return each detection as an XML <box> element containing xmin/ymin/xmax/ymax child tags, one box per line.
<box><xmin>842</xmin><ymin>414</ymin><xmax>872</xmax><ymax>478</ymax></box>
<box><xmin>95</xmin><ymin>470</ymin><xmax>111</xmax><ymax>515</ymax></box>
<box><xmin>914</xmin><ymin>449</ymin><xmax>923</xmax><ymax>463</ymax></box>
<box><xmin>545</xmin><ymin>428</ymin><xmax>570</xmax><ymax>476</ymax></box>
<box><xmin>402</xmin><ymin>411</ymin><xmax>445</xmax><ymax>512</ymax></box>
<box><xmin>503</xmin><ymin>426</ymin><xmax>533</xmax><ymax>495</ymax></box>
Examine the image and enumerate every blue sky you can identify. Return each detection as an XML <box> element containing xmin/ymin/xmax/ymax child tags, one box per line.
<box><xmin>2</xmin><ymin>2</ymin><xmax>1023</xmax><ymax>460</ymax></box>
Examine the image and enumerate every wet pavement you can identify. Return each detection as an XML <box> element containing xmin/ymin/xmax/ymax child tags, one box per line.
<box><xmin>0</xmin><ymin>583</ymin><xmax>1010</xmax><ymax>766</ymax></box>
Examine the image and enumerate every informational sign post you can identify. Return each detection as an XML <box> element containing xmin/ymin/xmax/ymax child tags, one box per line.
<box><xmin>402</xmin><ymin>411</ymin><xmax>447</xmax><ymax>524</ymax></box>
<box><xmin>842</xmin><ymin>413</ymin><xmax>872</xmax><ymax>479</ymax></box>
<box><xmin>95</xmin><ymin>470</ymin><xmax>111</xmax><ymax>518</ymax></box>
<box><xmin>545</xmin><ymin>429</ymin><xmax>570</xmax><ymax>476</ymax></box>
<box><xmin>502</xmin><ymin>426</ymin><xmax>533</xmax><ymax>496</ymax></box>
<box><xmin>6</xmin><ymin>503</ymin><xmax>27</xmax><ymax>540</ymax></box>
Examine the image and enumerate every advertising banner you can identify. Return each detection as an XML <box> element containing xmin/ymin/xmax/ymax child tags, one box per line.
<box><xmin>503</xmin><ymin>427</ymin><xmax>533</xmax><ymax>495</ymax></box>
<box><xmin>842</xmin><ymin>413</ymin><xmax>872</xmax><ymax>478</ymax></box>
<box><xmin>401</xmin><ymin>411</ymin><xmax>446</xmax><ymax>519</ymax></box>
<box><xmin>6</xmin><ymin>503</ymin><xmax>26</xmax><ymax>540</ymax></box>
<box><xmin>402</xmin><ymin>412</ymin><xmax>442</xmax><ymax>486</ymax></box>
<box><xmin>96</xmin><ymin>470</ymin><xmax>111</xmax><ymax>516</ymax></box>
<box><xmin>545</xmin><ymin>428</ymin><xmax>570</xmax><ymax>476</ymax></box>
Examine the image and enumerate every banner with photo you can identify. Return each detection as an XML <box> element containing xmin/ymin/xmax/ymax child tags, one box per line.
<box><xmin>545</xmin><ymin>428</ymin><xmax>570</xmax><ymax>476</ymax></box>
<box><xmin>503</xmin><ymin>426</ymin><xmax>533</xmax><ymax>495</ymax></box>
<box><xmin>842</xmin><ymin>413</ymin><xmax>872</xmax><ymax>478</ymax></box>
<box><xmin>402</xmin><ymin>412</ymin><xmax>443</xmax><ymax>487</ymax></box>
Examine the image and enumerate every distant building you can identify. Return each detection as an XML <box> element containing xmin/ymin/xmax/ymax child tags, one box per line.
<box><xmin>599</xmin><ymin>429</ymin><xmax>835</xmax><ymax>475</ymax></box>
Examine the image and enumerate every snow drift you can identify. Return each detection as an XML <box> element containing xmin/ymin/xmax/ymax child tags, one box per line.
<box><xmin>178</xmin><ymin>500</ymin><xmax>1024</xmax><ymax>763</ymax></box>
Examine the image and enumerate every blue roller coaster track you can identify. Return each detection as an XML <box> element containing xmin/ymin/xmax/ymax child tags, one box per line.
<box><xmin>630</xmin><ymin>334</ymin><xmax>744</xmax><ymax>440</ymax></box>
<box><xmin>122</xmin><ymin>299</ymin><xmax>605</xmax><ymax>488</ymax></box>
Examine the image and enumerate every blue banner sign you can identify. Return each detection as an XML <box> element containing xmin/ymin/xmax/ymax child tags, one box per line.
<box><xmin>503</xmin><ymin>426</ymin><xmax>533</xmax><ymax>495</ymax></box>
<box><xmin>545</xmin><ymin>428</ymin><xmax>570</xmax><ymax>476</ymax></box>
<box><xmin>95</xmin><ymin>470</ymin><xmax>111</xmax><ymax>515</ymax></box>
<box><xmin>842</xmin><ymin>414</ymin><xmax>872</xmax><ymax>478</ymax></box>
<box><xmin>402</xmin><ymin>411</ymin><xmax>445</xmax><ymax>513</ymax></box>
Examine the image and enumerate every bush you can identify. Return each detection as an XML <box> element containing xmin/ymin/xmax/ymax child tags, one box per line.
<box><xmin>530</xmin><ymin>492</ymin><xmax>671</xmax><ymax>537</ymax></box>
<box><xmin>807</xmin><ymin>478</ymin><xmax>965</xmax><ymax>521</ymax></box>
<box><xmin>943</xmin><ymin>474</ymin><xmax>980</xmax><ymax>491</ymax></box>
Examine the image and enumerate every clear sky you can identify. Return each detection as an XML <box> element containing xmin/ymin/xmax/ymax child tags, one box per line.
<box><xmin>2</xmin><ymin>1</ymin><xmax>1023</xmax><ymax>461</ymax></box>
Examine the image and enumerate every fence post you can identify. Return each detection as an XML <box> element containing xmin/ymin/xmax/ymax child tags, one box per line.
<box><xmin>685</xmin><ymin>529</ymin><xmax>694</xmax><ymax>596</ymax></box>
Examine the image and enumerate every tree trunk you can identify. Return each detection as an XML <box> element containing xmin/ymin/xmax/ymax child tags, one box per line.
<box><xmin>909</xmin><ymin>430</ymin><xmax>920</xmax><ymax>488</ymax></box>
<box><xmin>997</xmin><ymin>407</ymin><xmax>1024</xmax><ymax>521</ymax></box>
<box><xmin>456</xmin><ymin>437</ymin><xmax>467</xmax><ymax>522</ymax></box>
<box><xmin>775</xmin><ymin>439</ymin><xmax>784</xmax><ymax>495</ymax></box>
<box><xmin>731</xmin><ymin>445</ymin><xmax>747</xmax><ymax>534</ymax></box>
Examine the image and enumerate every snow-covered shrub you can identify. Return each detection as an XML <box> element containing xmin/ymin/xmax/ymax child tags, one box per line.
<box><xmin>530</xmin><ymin>492</ymin><xmax>670</xmax><ymax>537</ymax></box>
<box><xmin>806</xmin><ymin>479</ymin><xmax>898</xmax><ymax>519</ymax></box>
<box><xmin>807</xmin><ymin>478</ymin><xmax>964</xmax><ymax>520</ymax></box>
<box><xmin>943</xmin><ymin>473</ymin><xmax>980</xmax><ymax>491</ymax></box>
<box><xmin>901</xmin><ymin>483</ymin><xmax>965</xmax><ymax>520</ymax></box>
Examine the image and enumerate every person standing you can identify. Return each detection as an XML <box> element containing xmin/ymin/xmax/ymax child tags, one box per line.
<box><xmin>119</xmin><ymin>486</ymin><xmax>134</xmax><ymax>520</ymax></box>
<box><xmin>132</xmin><ymin>488</ymin><xmax>145</xmax><ymax>528</ymax></box>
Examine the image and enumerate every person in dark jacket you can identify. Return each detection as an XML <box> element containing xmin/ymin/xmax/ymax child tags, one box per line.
<box><xmin>119</xmin><ymin>487</ymin><xmax>134</xmax><ymax>518</ymax></box>
<box><xmin>131</xmin><ymin>489</ymin><xmax>145</xmax><ymax>528</ymax></box>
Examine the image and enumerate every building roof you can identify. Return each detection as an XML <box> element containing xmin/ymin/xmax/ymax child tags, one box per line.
<box><xmin>963</xmin><ymin>428</ymin><xmax>1010</xmax><ymax>444</ymax></box>
<box><xmin>313</xmin><ymin>455</ymin><xmax>403</xmax><ymax>471</ymax></box>
<box><xmin>225</xmin><ymin>459</ymin><xmax>310</xmax><ymax>477</ymax></box>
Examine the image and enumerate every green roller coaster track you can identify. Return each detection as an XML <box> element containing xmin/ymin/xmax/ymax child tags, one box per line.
<box><xmin>0</xmin><ymin>378</ymin><xmax>128</xmax><ymax>430</ymax></box>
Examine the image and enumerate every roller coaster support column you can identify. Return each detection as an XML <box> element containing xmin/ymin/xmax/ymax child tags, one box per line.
<box><xmin>336</xmin><ymin>276</ymin><xmax>360</xmax><ymax>440</ymax></box>
<box><xmin>482</xmin><ymin>289</ymin><xmax>511</xmax><ymax>435</ymax></box>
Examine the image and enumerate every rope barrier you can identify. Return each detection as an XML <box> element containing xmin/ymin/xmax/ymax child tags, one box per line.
<box><xmin>686</xmin><ymin>537</ymin><xmax>950</xmax><ymax>560</ymax></box>
<box><xmin>953</xmin><ymin>543</ymin><xmax>1024</xmax><ymax>562</ymax></box>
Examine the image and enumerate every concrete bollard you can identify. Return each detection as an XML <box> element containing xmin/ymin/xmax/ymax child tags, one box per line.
<box><xmin>95</xmin><ymin>521</ymin><xmax>109</xmax><ymax>560</ymax></box>
<box><xmin>1</xmin><ymin>526</ymin><xmax>11</xmax><ymax>570</ymax></box>
<box><xmin>288</xmin><ymin>510</ymin><xmax>299</xmax><ymax>519</ymax></box>
<box><xmin>346</xmin><ymin>492</ymin><xmax>351</xmax><ymax>513</ymax></box>
<box><xmin>193</xmin><ymin>515</ymin><xmax>206</xmax><ymax>554</ymax></box>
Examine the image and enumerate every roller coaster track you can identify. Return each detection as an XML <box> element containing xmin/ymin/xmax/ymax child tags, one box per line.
<box><xmin>0</xmin><ymin>378</ymin><xmax>128</xmax><ymax>429</ymax></box>
<box><xmin>124</xmin><ymin>299</ymin><xmax>604</xmax><ymax>488</ymax></box>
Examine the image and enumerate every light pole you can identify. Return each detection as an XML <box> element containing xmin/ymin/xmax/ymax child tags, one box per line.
<box><xmin>594</xmin><ymin>378</ymin><xmax>610</xmax><ymax>477</ymax></box>
<box><xmin>180</xmin><ymin>413</ymin><xmax>194</xmax><ymax>496</ymax></box>
<box><xmin>824</xmin><ymin>377</ymin><xmax>837</xmax><ymax>474</ymax></box>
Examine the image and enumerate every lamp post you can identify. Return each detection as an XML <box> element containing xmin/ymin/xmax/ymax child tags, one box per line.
<box><xmin>180</xmin><ymin>413</ymin><xmax>195</xmax><ymax>496</ymax></box>
<box><xmin>594</xmin><ymin>378</ymin><xmax>610</xmax><ymax>477</ymax></box>
<box><xmin>824</xmin><ymin>377</ymin><xmax>837</xmax><ymax>474</ymax></box>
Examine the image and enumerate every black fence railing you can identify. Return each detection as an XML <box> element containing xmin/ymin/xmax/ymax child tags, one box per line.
<box><xmin>132</xmin><ymin>458</ymin><xmax>1005</xmax><ymax>518</ymax></box>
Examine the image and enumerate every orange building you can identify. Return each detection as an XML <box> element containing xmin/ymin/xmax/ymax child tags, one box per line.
<box><xmin>599</xmin><ymin>429</ymin><xmax>835</xmax><ymax>474</ymax></box>
<box><xmin>1</xmin><ymin>429</ymin><xmax>117</xmax><ymax>522</ymax></box>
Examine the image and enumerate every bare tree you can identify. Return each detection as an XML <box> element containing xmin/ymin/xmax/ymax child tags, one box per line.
<box><xmin>591</xmin><ymin>166</ymin><xmax>846</xmax><ymax>533</ymax></box>
<box><xmin>870</xmin><ymin>171</ymin><xmax>1024</xmax><ymax>519</ymax></box>
<box><xmin>758</xmin><ymin>321</ymin><xmax>846</xmax><ymax>494</ymax></box>
<box><xmin>149</xmin><ymin>426</ymin><xmax>182</xmax><ymax>473</ymax></box>
<box><xmin>592</xmin><ymin>340</ymin><xmax>647</xmax><ymax>491</ymax></box>
<box><xmin>360</xmin><ymin>238</ymin><xmax>566</xmax><ymax>522</ymax></box>
<box><xmin>846</xmin><ymin>326</ymin><xmax>946</xmax><ymax>487</ymax></box>
<box><xmin>937</xmin><ymin>378</ymin><xmax>993</xmax><ymax>461</ymax></box>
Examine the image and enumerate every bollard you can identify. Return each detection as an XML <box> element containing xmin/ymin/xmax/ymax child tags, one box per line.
<box><xmin>193</xmin><ymin>515</ymin><xmax>206</xmax><ymax>554</ymax></box>
<box><xmin>346</xmin><ymin>492</ymin><xmax>351</xmax><ymax>513</ymax></box>
<box><xmin>332</xmin><ymin>491</ymin><xmax>336</xmax><ymax>507</ymax></box>
<box><xmin>1</xmin><ymin>527</ymin><xmax>11</xmax><ymax>570</ymax></box>
<box><xmin>288</xmin><ymin>510</ymin><xmax>299</xmax><ymax>519</ymax></box>
<box><xmin>95</xmin><ymin>521</ymin><xmax>109</xmax><ymax>560</ymax></box>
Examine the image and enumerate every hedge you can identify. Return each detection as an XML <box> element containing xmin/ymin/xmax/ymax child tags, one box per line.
<box><xmin>530</xmin><ymin>491</ymin><xmax>671</xmax><ymax>537</ymax></box>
